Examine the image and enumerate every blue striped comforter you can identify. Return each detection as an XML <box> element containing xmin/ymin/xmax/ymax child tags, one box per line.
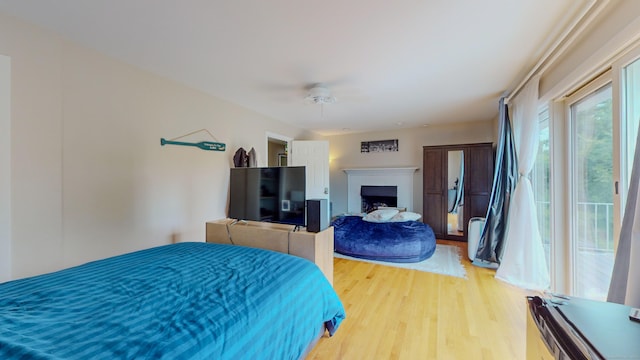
<box><xmin>0</xmin><ymin>242</ymin><xmax>345</xmax><ymax>359</ymax></box>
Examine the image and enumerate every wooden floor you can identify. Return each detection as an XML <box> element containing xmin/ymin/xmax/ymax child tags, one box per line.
<box><xmin>308</xmin><ymin>240</ymin><xmax>539</xmax><ymax>360</ymax></box>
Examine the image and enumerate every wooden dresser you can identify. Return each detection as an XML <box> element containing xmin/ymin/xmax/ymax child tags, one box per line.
<box><xmin>206</xmin><ymin>219</ymin><xmax>334</xmax><ymax>285</ymax></box>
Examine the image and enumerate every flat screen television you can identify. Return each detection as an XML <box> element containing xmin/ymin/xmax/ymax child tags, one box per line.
<box><xmin>228</xmin><ymin>166</ymin><xmax>306</xmax><ymax>226</ymax></box>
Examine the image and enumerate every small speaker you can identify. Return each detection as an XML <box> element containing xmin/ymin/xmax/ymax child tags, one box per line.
<box><xmin>306</xmin><ymin>199</ymin><xmax>328</xmax><ymax>233</ymax></box>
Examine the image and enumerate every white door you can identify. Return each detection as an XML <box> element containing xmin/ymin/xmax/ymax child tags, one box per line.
<box><xmin>289</xmin><ymin>140</ymin><xmax>330</xmax><ymax>219</ymax></box>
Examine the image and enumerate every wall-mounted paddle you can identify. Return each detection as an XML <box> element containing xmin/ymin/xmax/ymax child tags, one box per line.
<box><xmin>160</xmin><ymin>138</ymin><xmax>226</xmax><ymax>151</ymax></box>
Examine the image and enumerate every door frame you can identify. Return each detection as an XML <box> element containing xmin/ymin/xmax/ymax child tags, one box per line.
<box><xmin>265</xmin><ymin>132</ymin><xmax>292</xmax><ymax>168</ymax></box>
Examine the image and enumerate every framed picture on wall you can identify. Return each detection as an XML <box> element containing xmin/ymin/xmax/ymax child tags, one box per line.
<box><xmin>361</xmin><ymin>139</ymin><xmax>399</xmax><ymax>153</ymax></box>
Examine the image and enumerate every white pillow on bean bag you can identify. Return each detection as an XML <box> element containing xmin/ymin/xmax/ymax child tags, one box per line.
<box><xmin>363</xmin><ymin>209</ymin><xmax>399</xmax><ymax>222</ymax></box>
<box><xmin>389</xmin><ymin>211</ymin><xmax>422</xmax><ymax>222</ymax></box>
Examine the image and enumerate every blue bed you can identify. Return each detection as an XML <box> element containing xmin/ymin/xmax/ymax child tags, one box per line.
<box><xmin>332</xmin><ymin>215</ymin><xmax>436</xmax><ymax>263</ymax></box>
<box><xmin>0</xmin><ymin>242</ymin><xmax>345</xmax><ymax>359</ymax></box>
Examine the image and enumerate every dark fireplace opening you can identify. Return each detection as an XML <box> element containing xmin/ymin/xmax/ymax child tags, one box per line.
<box><xmin>361</xmin><ymin>185</ymin><xmax>397</xmax><ymax>213</ymax></box>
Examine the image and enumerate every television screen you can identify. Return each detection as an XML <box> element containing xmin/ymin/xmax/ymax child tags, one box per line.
<box><xmin>228</xmin><ymin>166</ymin><xmax>306</xmax><ymax>226</ymax></box>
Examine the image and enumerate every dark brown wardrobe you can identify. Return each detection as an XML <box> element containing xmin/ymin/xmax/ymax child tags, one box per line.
<box><xmin>422</xmin><ymin>143</ymin><xmax>493</xmax><ymax>241</ymax></box>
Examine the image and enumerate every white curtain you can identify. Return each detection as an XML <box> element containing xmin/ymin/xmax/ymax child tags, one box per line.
<box><xmin>496</xmin><ymin>75</ymin><xmax>550</xmax><ymax>290</ymax></box>
<box><xmin>608</xmin><ymin>124</ymin><xmax>640</xmax><ymax>307</ymax></box>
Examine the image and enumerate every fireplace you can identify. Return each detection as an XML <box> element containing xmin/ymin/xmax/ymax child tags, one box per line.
<box><xmin>361</xmin><ymin>186</ymin><xmax>397</xmax><ymax>213</ymax></box>
<box><xmin>343</xmin><ymin>167</ymin><xmax>418</xmax><ymax>214</ymax></box>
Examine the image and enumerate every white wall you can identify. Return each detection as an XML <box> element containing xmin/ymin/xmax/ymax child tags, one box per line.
<box><xmin>327</xmin><ymin>121</ymin><xmax>495</xmax><ymax>216</ymax></box>
<box><xmin>0</xmin><ymin>55</ymin><xmax>10</xmax><ymax>282</ymax></box>
<box><xmin>0</xmin><ymin>13</ymin><xmax>317</xmax><ymax>279</ymax></box>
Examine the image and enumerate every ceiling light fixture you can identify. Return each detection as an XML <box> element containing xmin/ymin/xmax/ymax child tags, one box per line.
<box><xmin>304</xmin><ymin>85</ymin><xmax>336</xmax><ymax>105</ymax></box>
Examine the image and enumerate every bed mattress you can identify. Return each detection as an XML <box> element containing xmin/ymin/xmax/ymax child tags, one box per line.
<box><xmin>0</xmin><ymin>242</ymin><xmax>345</xmax><ymax>359</ymax></box>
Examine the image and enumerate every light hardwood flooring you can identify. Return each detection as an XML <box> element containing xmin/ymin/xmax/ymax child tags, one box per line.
<box><xmin>308</xmin><ymin>240</ymin><xmax>539</xmax><ymax>360</ymax></box>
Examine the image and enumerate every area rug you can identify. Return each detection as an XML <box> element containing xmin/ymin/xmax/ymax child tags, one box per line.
<box><xmin>334</xmin><ymin>244</ymin><xmax>467</xmax><ymax>279</ymax></box>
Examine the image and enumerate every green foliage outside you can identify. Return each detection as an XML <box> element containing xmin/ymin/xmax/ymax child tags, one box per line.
<box><xmin>575</xmin><ymin>97</ymin><xmax>614</xmax><ymax>250</ymax></box>
<box><xmin>575</xmin><ymin>99</ymin><xmax>613</xmax><ymax>204</ymax></box>
<box><xmin>533</xmin><ymin>96</ymin><xmax>614</xmax><ymax>252</ymax></box>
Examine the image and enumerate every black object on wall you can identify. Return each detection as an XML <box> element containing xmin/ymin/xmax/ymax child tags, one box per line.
<box><xmin>306</xmin><ymin>199</ymin><xmax>328</xmax><ymax>233</ymax></box>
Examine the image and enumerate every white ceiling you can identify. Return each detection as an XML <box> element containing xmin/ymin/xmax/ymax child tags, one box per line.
<box><xmin>0</xmin><ymin>0</ymin><xmax>586</xmax><ymax>135</ymax></box>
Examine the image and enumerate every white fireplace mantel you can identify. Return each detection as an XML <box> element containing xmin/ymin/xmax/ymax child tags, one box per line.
<box><xmin>343</xmin><ymin>167</ymin><xmax>419</xmax><ymax>213</ymax></box>
<box><xmin>343</xmin><ymin>167</ymin><xmax>419</xmax><ymax>175</ymax></box>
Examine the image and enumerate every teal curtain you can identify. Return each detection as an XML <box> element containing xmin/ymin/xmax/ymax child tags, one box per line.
<box><xmin>474</xmin><ymin>98</ymin><xmax>517</xmax><ymax>264</ymax></box>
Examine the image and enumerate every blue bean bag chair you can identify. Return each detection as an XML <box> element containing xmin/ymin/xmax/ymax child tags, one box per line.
<box><xmin>332</xmin><ymin>215</ymin><xmax>436</xmax><ymax>263</ymax></box>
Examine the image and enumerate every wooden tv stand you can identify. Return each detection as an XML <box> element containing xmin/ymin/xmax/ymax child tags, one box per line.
<box><xmin>205</xmin><ymin>219</ymin><xmax>334</xmax><ymax>285</ymax></box>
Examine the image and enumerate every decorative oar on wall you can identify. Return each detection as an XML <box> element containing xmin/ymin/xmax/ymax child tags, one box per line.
<box><xmin>161</xmin><ymin>129</ymin><xmax>226</xmax><ymax>152</ymax></box>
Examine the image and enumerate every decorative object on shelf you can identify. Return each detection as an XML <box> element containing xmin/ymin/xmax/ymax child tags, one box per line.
<box><xmin>247</xmin><ymin>147</ymin><xmax>257</xmax><ymax>167</ymax></box>
<box><xmin>232</xmin><ymin>147</ymin><xmax>258</xmax><ymax>167</ymax></box>
<box><xmin>233</xmin><ymin>147</ymin><xmax>248</xmax><ymax>167</ymax></box>
<box><xmin>160</xmin><ymin>129</ymin><xmax>226</xmax><ymax>152</ymax></box>
<box><xmin>361</xmin><ymin>139</ymin><xmax>399</xmax><ymax>153</ymax></box>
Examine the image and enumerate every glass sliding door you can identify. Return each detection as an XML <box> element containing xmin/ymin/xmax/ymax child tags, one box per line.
<box><xmin>569</xmin><ymin>82</ymin><xmax>614</xmax><ymax>300</ymax></box>
<box><xmin>545</xmin><ymin>43</ymin><xmax>640</xmax><ymax>299</ymax></box>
